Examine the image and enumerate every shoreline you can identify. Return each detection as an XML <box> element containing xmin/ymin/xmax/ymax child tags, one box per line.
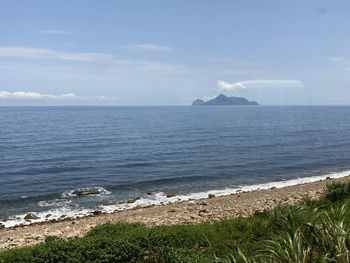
<box><xmin>1</xmin><ymin>174</ymin><xmax>350</xmax><ymax>250</ymax></box>
<box><xmin>2</xmin><ymin>169</ymin><xmax>350</xmax><ymax>229</ymax></box>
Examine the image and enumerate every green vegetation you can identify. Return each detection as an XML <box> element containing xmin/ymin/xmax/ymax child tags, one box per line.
<box><xmin>1</xmin><ymin>182</ymin><xmax>350</xmax><ymax>263</ymax></box>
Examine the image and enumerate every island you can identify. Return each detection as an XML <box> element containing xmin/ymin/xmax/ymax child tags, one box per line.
<box><xmin>191</xmin><ymin>94</ymin><xmax>259</xmax><ymax>106</ymax></box>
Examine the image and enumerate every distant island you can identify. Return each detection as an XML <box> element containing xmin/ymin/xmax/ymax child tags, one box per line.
<box><xmin>192</xmin><ymin>94</ymin><xmax>259</xmax><ymax>106</ymax></box>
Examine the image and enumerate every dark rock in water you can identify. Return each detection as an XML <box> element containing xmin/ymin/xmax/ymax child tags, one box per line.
<box><xmin>72</xmin><ymin>188</ymin><xmax>103</xmax><ymax>196</ymax></box>
<box><xmin>166</xmin><ymin>192</ymin><xmax>176</xmax><ymax>198</ymax></box>
<box><xmin>0</xmin><ymin>223</ymin><xmax>5</xmax><ymax>229</ymax></box>
<box><xmin>127</xmin><ymin>197</ymin><xmax>140</xmax><ymax>203</ymax></box>
<box><xmin>208</xmin><ymin>194</ymin><xmax>216</xmax><ymax>198</ymax></box>
<box><xmin>24</xmin><ymin>213</ymin><xmax>40</xmax><ymax>220</ymax></box>
<box><xmin>326</xmin><ymin>177</ymin><xmax>331</xmax><ymax>180</ymax></box>
<box><xmin>192</xmin><ymin>94</ymin><xmax>258</xmax><ymax>106</ymax></box>
<box><xmin>45</xmin><ymin>214</ymin><xmax>52</xmax><ymax>218</ymax></box>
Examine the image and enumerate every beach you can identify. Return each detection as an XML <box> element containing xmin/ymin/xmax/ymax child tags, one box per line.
<box><xmin>1</xmin><ymin>175</ymin><xmax>349</xmax><ymax>250</ymax></box>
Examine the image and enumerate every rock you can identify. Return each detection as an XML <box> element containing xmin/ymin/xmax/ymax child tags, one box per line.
<box><xmin>71</xmin><ymin>187</ymin><xmax>105</xmax><ymax>197</ymax></box>
<box><xmin>0</xmin><ymin>223</ymin><xmax>5</xmax><ymax>229</ymax></box>
<box><xmin>168</xmin><ymin>209</ymin><xmax>177</xmax><ymax>213</ymax></box>
<box><xmin>199</xmin><ymin>209</ymin><xmax>207</xmax><ymax>213</ymax></box>
<box><xmin>92</xmin><ymin>210</ymin><xmax>102</xmax><ymax>216</ymax></box>
<box><xmin>24</xmin><ymin>213</ymin><xmax>40</xmax><ymax>220</ymax></box>
<box><xmin>208</xmin><ymin>194</ymin><xmax>215</xmax><ymax>199</ymax></box>
<box><xmin>188</xmin><ymin>201</ymin><xmax>195</xmax><ymax>205</ymax></box>
<box><xmin>127</xmin><ymin>197</ymin><xmax>140</xmax><ymax>203</ymax></box>
<box><xmin>271</xmin><ymin>186</ymin><xmax>277</xmax><ymax>190</ymax></box>
<box><xmin>197</xmin><ymin>201</ymin><xmax>207</xmax><ymax>206</ymax></box>
<box><xmin>192</xmin><ymin>94</ymin><xmax>259</xmax><ymax>106</ymax></box>
<box><xmin>326</xmin><ymin>177</ymin><xmax>331</xmax><ymax>180</ymax></box>
<box><xmin>192</xmin><ymin>99</ymin><xmax>205</xmax><ymax>105</ymax></box>
<box><xmin>45</xmin><ymin>214</ymin><xmax>52</xmax><ymax>218</ymax></box>
<box><xmin>166</xmin><ymin>192</ymin><xmax>176</xmax><ymax>198</ymax></box>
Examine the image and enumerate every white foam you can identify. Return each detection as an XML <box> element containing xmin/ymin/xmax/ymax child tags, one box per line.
<box><xmin>38</xmin><ymin>199</ymin><xmax>72</xmax><ymax>207</ymax></box>
<box><xmin>1</xmin><ymin>170</ymin><xmax>349</xmax><ymax>228</ymax></box>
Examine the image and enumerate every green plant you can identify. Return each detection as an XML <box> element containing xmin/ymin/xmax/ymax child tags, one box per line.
<box><xmin>323</xmin><ymin>182</ymin><xmax>350</xmax><ymax>202</ymax></box>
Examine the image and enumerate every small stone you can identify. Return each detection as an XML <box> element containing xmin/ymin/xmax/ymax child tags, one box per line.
<box><xmin>0</xmin><ymin>223</ymin><xmax>5</xmax><ymax>229</ymax></box>
<box><xmin>166</xmin><ymin>192</ymin><xmax>176</xmax><ymax>198</ymax></box>
<box><xmin>45</xmin><ymin>214</ymin><xmax>52</xmax><ymax>218</ymax></box>
<box><xmin>199</xmin><ymin>209</ymin><xmax>207</xmax><ymax>213</ymax></box>
<box><xmin>197</xmin><ymin>201</ymin><xmax>207</xmax><ymax>206</ymax></box>
<box><xmin>92</xmin><ymin>210</ymin><xmax>102</xmax><ymax>216</ymax></box>
<box><xmin>325</xmin><ymin>177</ymin><xmax>331</xmax><ymax>180</ymax></box>
<box><xmin>127</xmin><ymin>197</ymin><xmax>140</xmax><ymax>203</ymax></box>
<box><xmin>168</xmin><ymin>209</ymin><xmax>177</xmax><ymax>213</ymax></box>
<box><xmin>24</xmin><ymin>213</ymin><xmax>40</xmax><ymax>220</ymax></box>
<box><xmin>208</xmin><ymin>194</ymin><xmax>215</xmax><ymax>198</ymax></box>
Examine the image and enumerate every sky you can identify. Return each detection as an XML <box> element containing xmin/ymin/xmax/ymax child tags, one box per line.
<box><xmin>0</xmin><ymin>0</ymin><xmax>350</xmax><ymax>105</ymax></box>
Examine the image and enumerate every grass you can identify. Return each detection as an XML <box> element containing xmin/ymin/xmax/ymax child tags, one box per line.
<box><xmin>1</xmin><ymin>182</ymin><xmax>350</xmax><ymax>263</ymax></box>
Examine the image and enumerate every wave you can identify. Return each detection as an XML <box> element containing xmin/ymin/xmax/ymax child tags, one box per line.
<box><xmin>1</xmin><ymin>170</ymin><xmax>349</xmax><ymax>228</ymax></box>
<box><xmin>38</xmin><ymin>199</ymin><xmax>72</xmax><ymax>207</ymax></box>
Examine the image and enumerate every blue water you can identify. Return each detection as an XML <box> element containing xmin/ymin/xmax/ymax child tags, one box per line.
<box><xmin>1</xmin><ymin>106</ymin><xmax>350</xmax><ymax>221</ymax></box>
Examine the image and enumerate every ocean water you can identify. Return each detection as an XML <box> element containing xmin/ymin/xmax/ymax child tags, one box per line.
<box><xmin>1</xmin><ymin>106</ymin><xmax>350</xmax><ymax>226</ymax></box>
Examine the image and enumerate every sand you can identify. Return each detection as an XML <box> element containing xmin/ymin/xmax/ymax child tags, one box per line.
<box><xmin>0</xmin><ymin>175</ymin><xmax>349</xmax><ymax>250</ymax></box>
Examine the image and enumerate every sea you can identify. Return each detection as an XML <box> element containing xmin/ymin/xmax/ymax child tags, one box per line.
<box><xmin>1</xmin><ymin>106</ymin><xmax>350</xmax><ymax>227</ymax></box>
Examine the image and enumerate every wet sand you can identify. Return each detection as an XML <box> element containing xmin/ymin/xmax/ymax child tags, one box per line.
<box><xmin>0</xmin><ymin>175</ymin><xmax>348</xmax><ymax>250</ymax></box>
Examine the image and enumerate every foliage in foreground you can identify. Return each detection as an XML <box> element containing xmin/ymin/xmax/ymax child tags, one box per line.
<box><xmin>218</xmin><ymin>204</ymin><xmax>350</xmax><ymax>263</ymax></box>
<box><xmin>0</xmin><ymin>181</ymin><xmax>350</xmax><ymax>263</ymax></box>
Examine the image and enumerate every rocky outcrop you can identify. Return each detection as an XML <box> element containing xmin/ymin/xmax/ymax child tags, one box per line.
<box><xmin>192</xmin><ymin>94</ymin><xmax>258</xmax><ymax>106</ymax></box>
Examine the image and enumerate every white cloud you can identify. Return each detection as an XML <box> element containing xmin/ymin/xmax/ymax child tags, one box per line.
<box><xmin>118</xmin><ymin>43</ymin><xmax>172</xmax><ymax>52</ymax></box>
<box><xmin>0</xmin><ymin>91</ymin><xmax>77</xmax><ymax>100</ymax></box>
<box><xmin>330</xmin><ymin>57</ymin><xmax>345</xmax><ymax>62</ymax></box>
<box><xmin>218</xmin><ymin>79</ymin><xmax>304</xmax><ymax>91</ymax></box>
<box><xmin>0</xmin><ymin>46</ymin><xmax>116</xmax><ymax>62</ymax></box>
<box><xmin>0</xmin><ymin>90</ymin><xmax>119</xmax><ymax>101</ymax></box>
<box><xmin>41</xmin><ymin>30</ymin><xmax>72</xmax><ymax>35</ymax></box>
<box><xmin>0</xmin><ymin>46</ymin><xmax>187</xmax><ymax>73</ymax></box>
<box><xmin>217</xmin><ymin>80</ymin><xmax>247</xmax><ymax>91</ymax></box>
<box><xmin>0</xmin><ymin>64</ymin><xmax>14</xmax><ymax>69</ymax></box>
<box><xmin>331</xmin><ymin>57</ymin><xmax>350</xmax><ymax>72</ymax></box>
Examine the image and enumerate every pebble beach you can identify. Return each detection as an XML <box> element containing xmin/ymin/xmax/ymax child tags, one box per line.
<box><xmin>0</xmin><ymin>175</ymin><xmax>348</xmax><ymax>250</ymax></box>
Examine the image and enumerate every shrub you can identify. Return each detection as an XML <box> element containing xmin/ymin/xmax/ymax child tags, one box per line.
<box><xmin>323</xmin><ymin>182</ymin><xmax>350</xmax><ymax>202</ymax></box>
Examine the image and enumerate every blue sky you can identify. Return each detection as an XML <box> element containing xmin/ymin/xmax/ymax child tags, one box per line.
<box><xmin>0</xmin><ymin>0</ymin><xmax>350</xmax><ymax>105</ymax></box>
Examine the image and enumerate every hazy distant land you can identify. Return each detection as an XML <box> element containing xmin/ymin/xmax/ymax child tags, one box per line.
<box><xmin>192</xmin><ymin>94</ymin><xmax>259</xmax><ymax>106</ymax></box>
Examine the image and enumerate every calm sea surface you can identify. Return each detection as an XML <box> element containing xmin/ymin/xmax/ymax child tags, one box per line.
<box><xmin>1</xmin><ymin>106</ymin><xmax>350</xmax><ymax>221</ymax></box>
